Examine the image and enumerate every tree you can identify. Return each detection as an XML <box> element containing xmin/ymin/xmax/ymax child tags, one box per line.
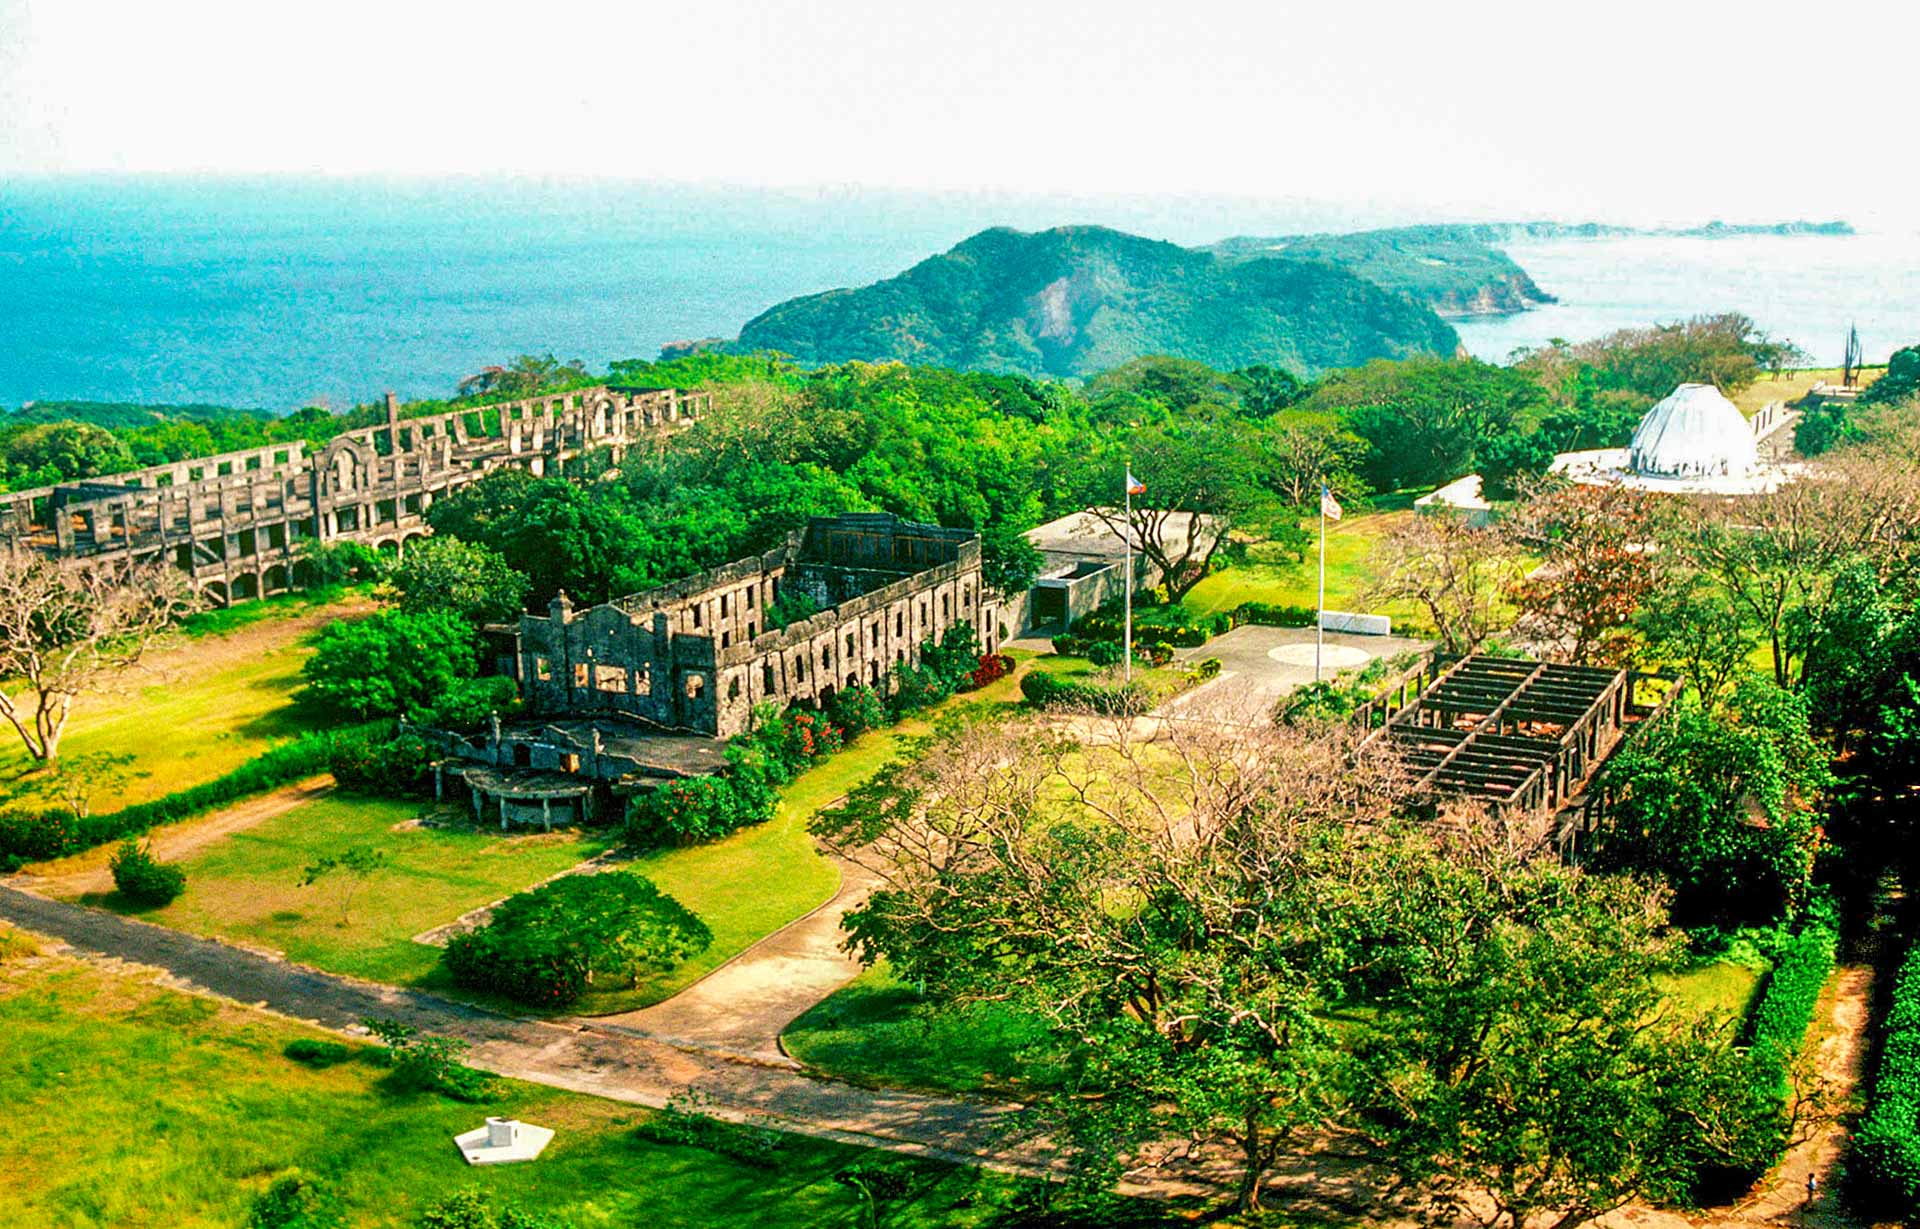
<box><xmin>300</xmin><ymin>846</ymin><xmax>390</xmax><ymax>925</ymax></box>
<box><xmin>1675</xmin><ymin>449</ymin><xmax>1920</xmax><ymax>687</ymax></box>
<box><xmin>1633</xmin><ymin>571</ymin><xmax>1755</xmax><ymax>708</ymax></box>
<box><xmin>1299</xmin><ymin>358</ymin><xmax>1551</xmax><ymax>493</ymax></box>
<box><xmin>1505</xmin><ymin>483</ymin><xmax>1662</xmax><ymax>666</ymax></box>
<box><xmin>1260</xmin><ymin>420</ymin><xmax>1366</xmax><ymax>509</ymax></box>
<box><xmin>442</xmin><ymin>872</ymin><xmax>711</xmax><ymax>1007</ymax></box>
<box><xmin>1</xmin><ymin>421</ymin><xmax>134</xmax><ymax>482</ymax></box>
<box><xmin>1347</xmin><ymin>863</ymin><xmax>1782</xmax><ymax>1229</ymax></box>
<box><xmin>386</xmin><ymin>536</ymin><xmax>531</xmax><ymax>626</ymax></box>
<box><xmin>1070</xmin><ymin>421</ymin><xmax>1257</xmax><ymax>602</ymax></box>
<box><xmin>1477</xmin><ymin>430</ymin><xmax>1558</xmax><ymax>501</ymax></box>
<box><xmin>299</xmin><ymin>609</ymin><xmax>477</xmax><ymax>721</ymax></box>
<box><xmin>1365</xmin><ymin>511</ymin><xmax>1522</xmax><ymax>654</ymax></box>
<box><xmin>1233</xmin><ymin>364</ymin><xmax>1310</xmax><ymax>416</ymax></box>
<box><xmin>818</xmin><ymin>716</ymin><xmax>1400</xmax><ymax>1213</ymax></box>
<box><xmin>0</xmin><ymin>556</ymin><xmax>196</xmax><ymax>764</ymax></box>
<box><xmin>1587</xmin><ymin>681</ymin><xmax>1831</xmax><ymax>926</ymax></box>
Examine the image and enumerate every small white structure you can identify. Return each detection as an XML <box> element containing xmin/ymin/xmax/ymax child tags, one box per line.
<box><xmin>454</xmin><ymin>1117</ymin><xmax>554</xmax><ymax>1166</ymax></box>
<box><xmin>1627</xmin><ymin>383</ymin><xmax>1760</xmax><ymax>479</ymax></box>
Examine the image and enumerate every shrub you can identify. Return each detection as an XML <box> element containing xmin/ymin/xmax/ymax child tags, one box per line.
<box><xmin>329</xmin><ymin>729</ymin><xmax>439</xmax><ymax>798</ymax></box>
<box><xmin>1855</xmin><ymin>937</ymin><xmax>1920</xmax><ymax>1212</ymax></box>
<box><xmin>967</xmin><ymin>652</ymin><xmax>1014</xmax><ymax>689</ymax></box>
<box><xmin>419</xmin><ymin>675</ymin><xmax>519</xmax><ymax>734</ymax></box>
<box><xmin>248</xmin><ymin>1172</ymin><xmax>346</xmax><ymax>1229</ymax></box>
<box><xmin>632</xmin><ymin>1090</ymin><xmax>786</xmax><ymax>1169</ymax></box>
<box><xmin>827</xmin><ymin>684</ymin><xmax>888</xmax><ymax>738</ymax></box>
<box><xmin>442</xmin><ymin>872</ymin><xmax>710</xmax><ymax>1009</ymax></box>
<box><xmin>0</xmin><ymin>722</ymin><xmax>382</xmax><ymax>871</ymax></box>
<box><xmin>283</xmin><ymin>1039</ymin><xmax>355</xmax><ymax>1068</ymax></box>
<box><xmin>1743</xmin><ymin>923</ymin><xmax>1837</xmax><ymax>1089</ymax></box>
<box><xmin>1086</xmin><ymin>639</ymin><xmax>1125</xmax><ymax>667</ymax></box>
<box><xmin>416</xmin><ymin>1190</ymin><xmax>575</xmax><ymax>1229</ymax></box>
<box><xmin>108</xmin><ymin>841</ymin><xmax>186</xmax><ymax>907</ymax></box>
<box><xmin>361</xmin><ymin>1017</ymin><xmax>495</xmax><ymax>1102</ymax></box>
<box><xmin>1232</xmin><ymin>601</ymin><xmax>1320</xmax><ymax>628</ymax></box>
<box><xmin>1019</xmin><ymin>670</ymin><xmax>1150</xmax><ymax>715</ymax></box>
<box><xmin>1050</xmin><ymin>634</ymin><xmax>1086</xmax><ymax>657</ymax></box>
<box><xmin>1190</xmin><ymin>657</ymin><xmax>1223</xmax><ymax>681</ymax></box>
<box><xmin>626</xmin><ymin>772</ymin><xmax>774</xmax><ymax>848</ymax></box>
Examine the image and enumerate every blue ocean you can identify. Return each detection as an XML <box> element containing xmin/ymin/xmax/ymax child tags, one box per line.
<box><xmin>3</xmin><ymin>177</ymin><xmax>1916</xmax><ymax>411</ymax></box>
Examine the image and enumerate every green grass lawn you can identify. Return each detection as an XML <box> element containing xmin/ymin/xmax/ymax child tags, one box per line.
<box><xmin>60</xmin><ymin>794</ymin><xmax>607</xmax><ymax>986</ymax></box>
<box><xmin>1660</xmin><ymin>959</ymin><xmax>1767</xmax><ymax>1031</ymax></box>
<box><xmin>1</xmin><ymin>596</ymin><xmax>364</xmax><ymax>812</ymax></box>
<box><xmin>1183</xmin><ymin>512</ymin><xmax>1424</xmax><ymax>632</ymax></box>
<box><xmin>0</xmin><ymin>949</ymin><xmax>1154</xmax><ymax>1229</ymax></box>
<box><xmin>782</xmin><ymin>963</ymin><xmax>1065</xmax><ymax>1096</ymax></box>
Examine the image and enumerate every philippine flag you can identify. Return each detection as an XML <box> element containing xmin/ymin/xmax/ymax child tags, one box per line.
<box><xmin>1126</xmin><ymin>470</ymin><xmax>1146</xmax><ymax>496</ymax></box>
<box><xmin>1320</xmin><ymin>486</ymin><xmax>1343</xmax><ymax>521</ymax></box>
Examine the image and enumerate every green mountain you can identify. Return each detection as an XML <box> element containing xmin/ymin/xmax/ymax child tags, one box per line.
<box><xmin>730</xmin><ymin>226</ymin><xmax>1462</xmax><ymax>379</ymax></box>
<box><xmin>8</xmin><ymin>399</ymin><xmax>268</xmax><ymax>428</ymax></box>
<box><xmin>1208</xmin><ymin>225</ymin><xmax>1556</xmax><ymax>318</ymax></box>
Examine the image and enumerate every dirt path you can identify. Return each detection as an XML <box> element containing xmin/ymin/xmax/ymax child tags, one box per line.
<box><xmin>8</xmin><ymin>777</ymin><xmax>336</xmax><ymax>898</ymax></box>
<box><xmin>1603</xmin><ymin>966</ymin><xmax>1874</xmax><ymax>1229</ymax></box>
<box><xmin>594</xmin><ymin>857</ymin><xmax>882</xmax><ymax>1064</ymax></box>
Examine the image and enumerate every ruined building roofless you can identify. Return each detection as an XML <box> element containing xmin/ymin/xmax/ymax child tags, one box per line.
<box><xmin>1</xmin><ymin>384</ymin><xmax>708</xmax><ymax>603</ymax></box>
<box><xmin>518</xmin><ymin>513</ymin><xmax>1003</xmax><ymax>741</ymax></box>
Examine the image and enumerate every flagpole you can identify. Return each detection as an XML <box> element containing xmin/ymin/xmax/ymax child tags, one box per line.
<box><xmin>1123</xmin><ymin>462</ymin><xmax>1133</xmax><ymax>682</ymax></box>
<box><xmin>1316</xmin><ymin>489</ymin><xmax>1326</xmax><ymax>683</ymax></box>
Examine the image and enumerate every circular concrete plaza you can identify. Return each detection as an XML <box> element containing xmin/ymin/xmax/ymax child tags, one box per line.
<box><xmin>1268</xmin><ymin>642</ymin><xmax>1371</xmax><ymax>670</ymax></box>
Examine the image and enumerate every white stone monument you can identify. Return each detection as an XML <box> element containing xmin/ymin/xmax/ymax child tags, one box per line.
<box><xmin>453</xmin><ymin>1116</ymin><xmax>554</xmax><ymax>1165</ymax></box>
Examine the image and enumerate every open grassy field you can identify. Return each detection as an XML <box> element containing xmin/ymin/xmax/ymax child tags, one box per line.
<box><xmin>1728</xmin><ymin>366</ymin><xmax>1880</xmax><ymax>418</ymax></box>
<box><xmin>1</xmin><ymin>595</ymin><xmax>367</xmax><ymax>812</ymax></box>
<box><xmin>0</xmin><ymin>944</ymin><xmax>1133</xmax><ymax>1229</ymax></box>
<box><xmin>1182</xmin><ymin>512</ymin><xmax>1424</xmax><ymax>632</ymax></box>
<box><xmin>52</xmin><ymin>794</ymin><xmax>607</xmax><ymax>986</ymax></box>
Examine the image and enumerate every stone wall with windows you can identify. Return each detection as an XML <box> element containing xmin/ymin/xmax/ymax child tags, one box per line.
<box><xmin>517</xmin><ymin>513</ymin><xmax>996</xmax><ymax>738</ymax></box>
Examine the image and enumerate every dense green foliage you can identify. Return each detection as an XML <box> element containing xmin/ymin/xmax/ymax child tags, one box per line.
<box><xmin>386</xmin><ymin>537</ymin><xmax>531</xmax><ymax>626</ymax></box>
<box><xmin>1742</xmin><ymin>923</ymin><xmax>1838</xmax><ymax>1087</ymax></box>
<box><xmin>1855</xmin><ymin>936</ymin><xmax>1920</xmax><ymax>1213</ymax></box>
<box><xmin>414</xmin><ymin>1189</ymin><xmax>574</xmax><ymax>1229</ymax></box>
<box><xmin>442</xmin><ymin>872</ymin><xmax>711</xmax><ymax>1008</ymax></box>
<box><xmin>247</xmin><ymin>1172</ymin><xmax>346</xmax><ymax>1229</ymax></box>
<box><xmin>732</xmin><ymin>225</ymin><xmax>1460</xmax><ymax>378</ymax></box>
<box><xmin>299</xmin><ymin>609</ymin><xmax>511</xmax><ymax>727</ymax></box>
<box><xmin>1295</xmin><ymin>357</ymin><xmax>1552</xmax><ymax>492</ymax></box>
<box><xmin>108</xmin><ymin>840</ymin><xmax>187</xmax><ymax>907</ymax></box>
<box><xmin>327</xmin><ymin>729</ymin><xmax>439</xmax><ymax>798</ymax></box>
<box><xmin>1018</xmin><ymin>670</ymin><xmax>1151</xmax><ymax>714</ymax></box>
<box><xmin>1588</xmin><ymin>683</ymin><xmax>1831</xmax><ymax>926</ymax></box>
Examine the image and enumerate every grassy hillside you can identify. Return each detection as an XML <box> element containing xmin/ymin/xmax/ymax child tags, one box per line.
<box><xmin>733</xmin><ymin>225</ymin><xmax>1460</xmax><ymax>378</ymax></box>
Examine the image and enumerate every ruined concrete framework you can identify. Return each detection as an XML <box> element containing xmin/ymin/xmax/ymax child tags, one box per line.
<box><xmin>517</xmin><ymin>513</ymin><xmax>1002</xmax><ymax>740</ymax></box>
<box><xmin>1</xmin><ymin>385</ymin><xmax>707</xmax><ymax>603</ymax></box>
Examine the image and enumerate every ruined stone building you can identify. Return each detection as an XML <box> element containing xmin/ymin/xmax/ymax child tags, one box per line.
<box><xmin>1</xmin><ymin>385</ymin><xmax>706</xmax><ymax>604</ymax></box>
<box><xmin>516</xmin><ymin>513</ymin><xmax>1000</xmax><ymax>740</ymax></box>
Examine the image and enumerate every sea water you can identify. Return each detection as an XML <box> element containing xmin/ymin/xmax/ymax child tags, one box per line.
<box><xmin>3</xmin><ymin>176</ymin><xmax>1915</xmax><ymax>411</ymax></box>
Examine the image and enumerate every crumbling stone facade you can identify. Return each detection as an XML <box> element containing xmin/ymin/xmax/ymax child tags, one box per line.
<box><xmin>517</xmin><ymin>513</ymin><xmax>999</xmax><ymax>739</ymax></box>
<box><xmin>1</xmin><ymin>385</ymin><xmax>705</xmax><ymax>604</ymax></box>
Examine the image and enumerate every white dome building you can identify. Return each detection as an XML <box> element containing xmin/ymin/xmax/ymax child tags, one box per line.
<box><xmin>1627</xmin><ymin>383</ymin><xmax>1759</xmax><ymax>479</ymax></box>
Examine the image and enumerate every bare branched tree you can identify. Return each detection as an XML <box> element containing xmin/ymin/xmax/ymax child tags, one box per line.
<box><xmin>0</xmin><ymin>556</ymin><xmax>196</xmax><ymax>764</ymax></box>
<box><xmin>1365</xmin><ymin>511</ymin><xmax>1523</xmax><ymax>654</ymax></box>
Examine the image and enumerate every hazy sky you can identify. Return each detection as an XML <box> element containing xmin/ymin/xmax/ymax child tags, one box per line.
<box><xmin>4</xmin><ymin>0</ymin><xmax>1915</xmax><ymax>225</ymax></box>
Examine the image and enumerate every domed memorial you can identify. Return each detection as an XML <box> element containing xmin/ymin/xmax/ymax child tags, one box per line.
<box><xmin>1627</xmin><ymin>383</ymin><xmax>1759</xmax><ymax>479</ymax></box>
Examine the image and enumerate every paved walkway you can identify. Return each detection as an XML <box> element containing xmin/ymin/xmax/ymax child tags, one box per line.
<box><xmin>1157</xmin><ymin>625</ymin><xmax>1429</xmax><ymax>725</ymax></box>
<box><xmin>596</xmin><ymin>858</ymin><xmax>882</xmax><ymax>1064</ymax></box>
<box><xmin>0</xmin><ymin>883</ymin><xmax>1040</xmax><ymax>1174</ymax></box>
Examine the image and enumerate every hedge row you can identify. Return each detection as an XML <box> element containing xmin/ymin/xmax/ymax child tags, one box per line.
<box><xmin>1231</xmin><ymin>601</ymin><xmax>1321</xmax><ymax>629</ymax></box>
<box><xmin>1744</xmin><ymin>923</ymin><xmax>1838</xmax><ymax>1085</ymax></box>
<box><xmin>1855</xmin><ymin>937</ymin><xmax>1920</xmax><ymax>1212</ymax></box>
<box><xmin>0</xmin><ymin>722</ymin><xmax>383</xmax><ymax>871</ymax></box>
<box><xmin>1019</xmin><ymin>669</ymin><xmax>1151</xmax><ymax>715</ymax></box>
